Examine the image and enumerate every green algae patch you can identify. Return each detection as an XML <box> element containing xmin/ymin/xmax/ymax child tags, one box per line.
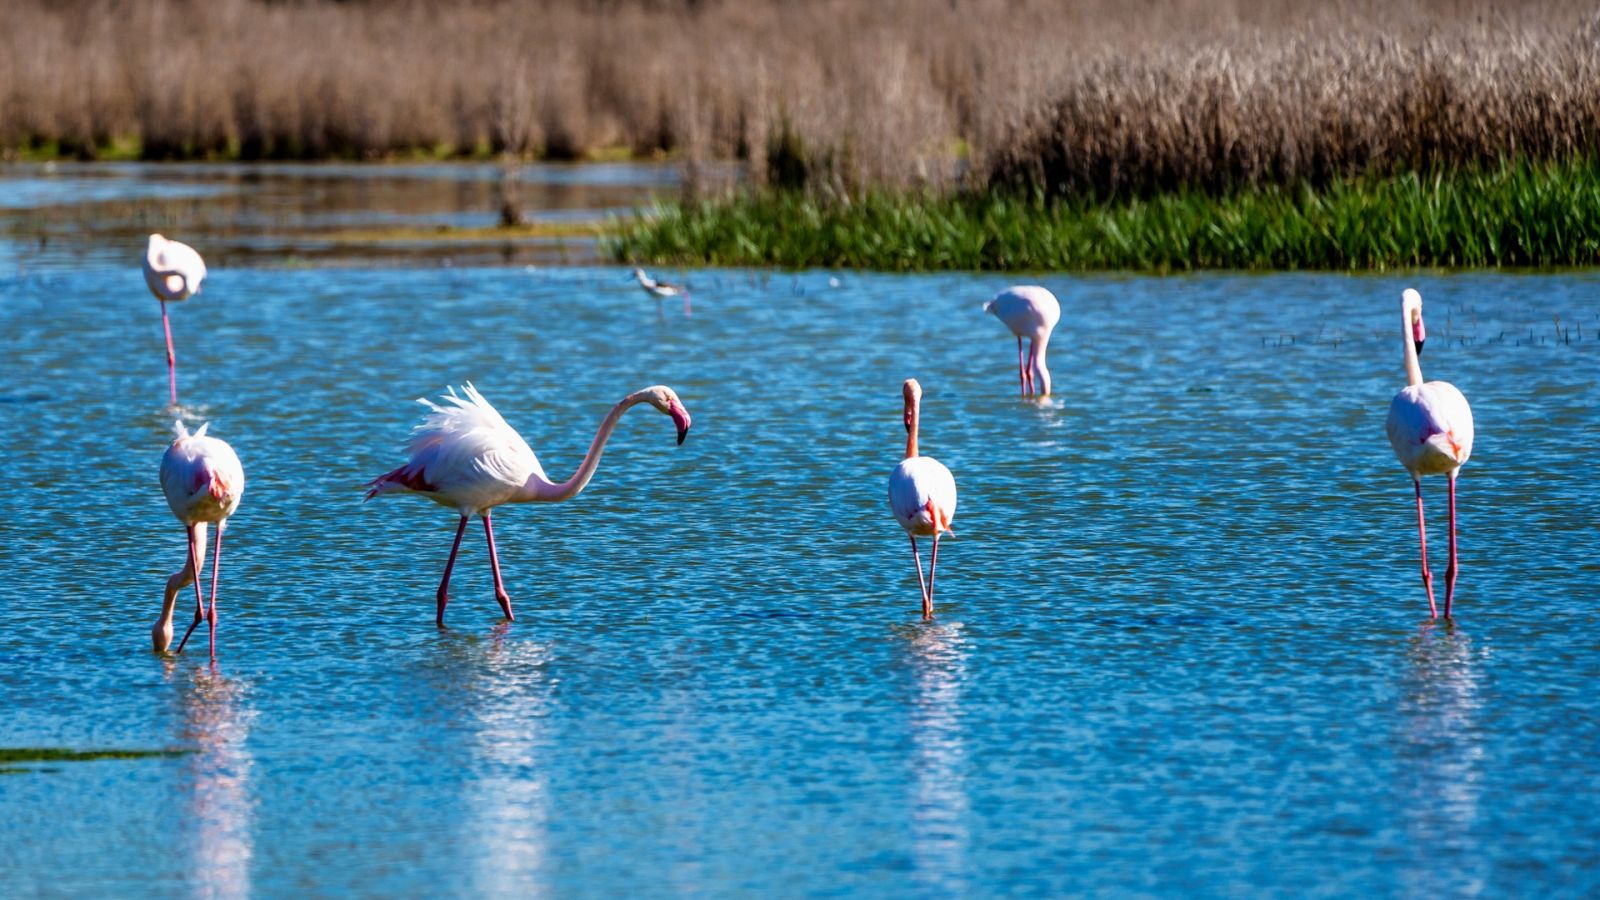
<box><xmin>0</xmin><ymin>747</ymin><xmax>192</xmax><ymax>771</ymax></box>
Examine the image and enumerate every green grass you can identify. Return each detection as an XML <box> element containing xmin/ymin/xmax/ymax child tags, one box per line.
<box><xmin>0</xmin><ymin>747</ymin><xmax>191</xmax><ymax>774</ymax></box>
<box><xmin>609</xmin><ymin>158</ymin><xmax>1600</xmax><ymax>271</ymax></box>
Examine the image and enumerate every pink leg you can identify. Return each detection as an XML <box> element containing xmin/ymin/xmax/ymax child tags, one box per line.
<box><xmin>1016</xmin><ymin>337</ymin><xmax>1026</xmax><ymax>397</ymax></box>
<box><xmin>1444</xmin><ymin>474</ymin><xmax>1460</xmax><ymax>618</ymax></box>
<box><xmin>176</xmin><ymin>525</ymin><xmax>206</xmax><ymax>653</ymax></box>
<box><xmin>1024</xmin><ymin>340</ymin><xmax>1037</xmax><ymax>395</ymax></box>
<box><xmin>206</xmin><ymin>524</ymin><xmax>224</xmax><ymax>661</ymax></box>
<box><xmin>482</xmin><ymin>513</ymin><xmax>515</xmax><ymax>621</ymax></box>
<box><xmin>926</xmin><ymin>534</ymin><xmax>942</xmax><ymax>619</ymax></box>
<box><xmin>161</xmin><ymin>300</ymin><xmax>177</xmax><ymax>406</ymax></box>
<box><xmin>909</xmin><ymin>536</ymin><xmax>930</xmax><ymax>617</ymax></box>
<box><xmin>1413</xmin><ymin>479</ymin><xmax>1438</xmax><ymax>619</ymax></box>
<box><xmin>436</xmin><ymin>515</ymin><xmax>469</xmax><ymax>627</ymax></box>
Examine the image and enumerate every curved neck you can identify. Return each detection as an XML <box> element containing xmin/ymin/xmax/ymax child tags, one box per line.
<box><xmin>521</xmin><ymin>390</ymin><xmax>653</xmax><ymax>502</ymax></box>
<box><xmin>905</xmin><ymin>400</ymin><xmax>920</xmax><ymax>459</ymax></box>
<box><xmin>1031</xmin><ymin>335</ymin><xmax>1051</xmax><ymax>396</ymax></box>
<box><xmin>1402</xmin><ymin>310</ymin><xmax>1423</xmax><ymax>387</ymax></box>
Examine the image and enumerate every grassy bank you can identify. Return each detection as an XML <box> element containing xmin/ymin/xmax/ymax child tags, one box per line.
<box><xmin>610</xmin><ymin>159</ymin><xmax>1600</xmax><ymax>271</ymax></box>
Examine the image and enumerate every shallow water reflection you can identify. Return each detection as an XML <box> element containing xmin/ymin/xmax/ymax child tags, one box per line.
<box><xmin>174</xmin><ymin>667</ymin><xmax>255</xmax><ymax>900</ymax></box>
<box><xmin>904</xmin><ymin>622</ymin><xmax>971</xmax><ymax>896</ymax></box>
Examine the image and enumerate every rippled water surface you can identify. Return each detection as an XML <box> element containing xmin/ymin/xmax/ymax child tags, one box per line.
<box><xmin>2</xmin><ymin>200</ymin><xmax>1599</xmax><ymax>895</ymax></box>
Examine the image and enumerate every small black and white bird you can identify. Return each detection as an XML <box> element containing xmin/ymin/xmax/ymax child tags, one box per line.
<box><xmin>632</xmin><ymin>268</ymin><xmax>691</xmax><ymax>317</ymax></box>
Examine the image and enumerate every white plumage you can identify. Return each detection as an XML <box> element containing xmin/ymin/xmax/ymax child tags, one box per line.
<box><xmin>367</xmin><ymin>382</ymin><xmax>693</xmax><ymax>626</ymax></box>
<box><xmin>632</xmin><ymin>267</ymin><xmax>691</xmax><ymax>316</ymax></box>
<box><xmin>888</xmin><ymin>379</ymin><xmax>957</xmax><ymax>619</ymax></box>
<box><xmin>984</xmin><ymin>285</ymin><xmax>1060</xmax><ymax>396</ymax></box>
<box><xmin>1384</xmin><ymin>288</ymin><xmax>1474</xmax><ymax>619</ymax></box>
<box><xmin>156</xmin><ymin>419</ymin><xmax>244</xmax><ymax>658</ymax></box>
<box><xmin>142</xmin><ymin>233</ymin><xmax>208</xmax><ymax>406</ymax></box>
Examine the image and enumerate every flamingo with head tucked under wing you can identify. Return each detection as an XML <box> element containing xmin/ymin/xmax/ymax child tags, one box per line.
<box><xmin>984</xmin><ymin>286</ymin><xmax>1060</xmax><ymax>397</ymax></box>
<box><xmin>142</xmin><ymin>234</ymin><xmax>208</xmax><ymax>407</ymax></box>
<box><xmin>365</xmin><ymin>383</ymin><xmax>692</xmax><ymax>626</ymax></box>
<box><xmin>1385</xmin><ymin>288</ymin><xmax>1475</xmax><ymax>619</ymax></box>
<box><xmin>888</xmin><ymin>379</ymin><xmax>957</xmax><ymax>619</ymax></box>
<box><xmin>157</xmin><ymin>420</ymin><xmax>245</xmax><ymax>660</ymax></box>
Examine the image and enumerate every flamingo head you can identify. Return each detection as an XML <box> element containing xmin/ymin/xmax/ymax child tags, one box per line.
<box><xmin>643</xmin><ymin>385</ymin><xmax>692</xmax><ymax>444</ymax></box>
<box><xmin>1403</xmin><ymin>288</ymin><xmax>1425</xmax><ymax>356</ymax></box>
<box><xmin>902</xmin><ymin>378</ymin><xmax>922</xmax><ymax>433</ymax></box>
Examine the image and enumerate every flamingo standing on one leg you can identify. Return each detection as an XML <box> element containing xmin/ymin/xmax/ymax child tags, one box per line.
<box><xmin>156</xmin><ymin>420</ymin><xmax>245</xmax><ymax>660</ymax></box>
<box><xmin>984</xmin><ymin>286</ymin><xmax>1060</xmax><ymax>397</ymax></box>
<box><xmin>142</xmin><ymin>234</ymin><xmax>208</xmax><ymax>407</ymax></box>
<box><xmin>632</xmin><ymin>268</ymin><xmax>692</xmax><ymax>317</ymax></box>
<box><xmin>1385</xmin><ymin>288</ymin><xmax>1475</xmax><ymax>619</ymax></box>
<box><xmin>888</xmin><ymin>379</ymin><xmax>958</xmax><ymax>619</ymax></box>
<box><xmin>365</xmin><ymin>383</ymin><xmax>692</xmax><ymax>626</ymax></box>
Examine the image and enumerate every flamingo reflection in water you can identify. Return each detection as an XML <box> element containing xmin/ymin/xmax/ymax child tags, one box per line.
<box><xmin>904</xmin><ymin>622</ymin><xmax>971</xmax><ymax>894</ymax></box>
<box><xmin>175</xmin><ymin>666</ymin><xmax>255</xmax><ymax>898</ymax></box>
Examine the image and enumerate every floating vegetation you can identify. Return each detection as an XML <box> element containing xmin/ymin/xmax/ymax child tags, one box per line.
<box><xmin>0</xmin><ymin>747</ymin><xmax>191</xmax><ymax>774</ymax></box>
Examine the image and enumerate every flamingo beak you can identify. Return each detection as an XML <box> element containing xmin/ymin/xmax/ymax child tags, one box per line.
<box><xmin>1413</xmin><ymin>316</ymin><xmax>1426</xmax><ymax>357</ymax></box>
<box><xmin>669</xmin><ymin>402</ymin><xmax>691</xmax><ymax>445</ymax></box>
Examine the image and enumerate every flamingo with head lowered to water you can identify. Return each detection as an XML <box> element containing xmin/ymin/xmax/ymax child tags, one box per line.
<box><xmin>156</xmin><ymin>420</ymin><xmax>244</xmax><ymax>660</ymax></box>
<box><xmin>984</xmin><ymin>285</ymin><xmax>1060</xmax><ymax>397</ymax></box>
<box><xmin>365</xmin><ymin>383</ymin><xmax>693</xmax><ymax>626</ymax></box>
<box><xmin>1385</xmin><ymin>288</ymin><xmax>1475</xmax><ymax>619</ymax></box>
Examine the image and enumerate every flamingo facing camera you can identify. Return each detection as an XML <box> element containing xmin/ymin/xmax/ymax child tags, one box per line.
<box><xmin>888</xmin><ymin>379</ymin><xmax>958</xmax><ymax>619</ymax></box>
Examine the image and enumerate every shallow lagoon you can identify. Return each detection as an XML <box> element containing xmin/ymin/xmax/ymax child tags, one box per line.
<box><xmin>1</xmin><ymin>168</ymin><xmax>1599</xmax><ymax>895</ymax></box>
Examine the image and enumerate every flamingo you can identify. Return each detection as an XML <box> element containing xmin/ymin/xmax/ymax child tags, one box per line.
<box><xmin>984</xmin><ymin>285</ymin><xmax>1060</xmax><ymax>397</ymax></box>
<box><xmin>632</xmin><ymin>268</ymin><xmax>691</xmax><ymax>317</ymax></box>
<box><xmin>365</xmin><ymin>383</ymin><xmax>692</xmax><ymax>626</ymax></box>
<box><xmin>142</xmin><ymin>234</ymin><xmax>208</xmax><ymax>407</ymax></box>
<box><xmin>1385</xmin><ymin>288</ymin><xmax>1475</xmax><ymax>618</ymax></box>
<box><xmin>156</xmin><ymin>420</ymin><xmax>245</xmax><ymax>659</ymax></box>
<box><xmin>887</xmin><ymin>379</ymin><xmax>958</xmax><ymax>619</ymax></box>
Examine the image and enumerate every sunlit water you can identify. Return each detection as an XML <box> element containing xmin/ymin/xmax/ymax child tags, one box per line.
<box><xmin>2</xmin><ymin>227</ymin><xmax>1599</xmax><ymax>892</ymax></box>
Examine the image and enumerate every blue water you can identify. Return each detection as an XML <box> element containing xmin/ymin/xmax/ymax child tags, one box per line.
<box><xmin>0</xmin><ymin>260</ymin><xmax>1597</xmax><ymax>896</ymax></box>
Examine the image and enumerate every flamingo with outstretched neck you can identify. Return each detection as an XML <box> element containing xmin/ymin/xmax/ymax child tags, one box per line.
<box><xmin>984</xmin><ymin>286</ymin><xmax>1060</xmax><ymax>397</ymax></box>
<box><xmin>142</xmin><ymin>234</ymin><xmax>208</xmax><ymax>407</ymax></box>
<box><xmin>888</xmin><ymin>379</ymin><xmax>957</xmax><ymax>618</ymax></box>
<box><xmin>1385</xmin><ymin>288</ymin><xmax>1475</xmax><ymax>618</ymax></box>
<box><xmin>156</xmin><ymin>420</ymin><xmax>245</xmax><ymax>660</ymax></box>
<box><xmin>366</xmin><ymin>383</ymin><xmax>692</xmax><ymax>626</ymax></box>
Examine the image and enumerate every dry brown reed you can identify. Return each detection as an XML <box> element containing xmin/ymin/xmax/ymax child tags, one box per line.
<box><xmin>2</xmin><ymin>0</ymin><xmax>1597</xmax><ymax>197</ymax></box>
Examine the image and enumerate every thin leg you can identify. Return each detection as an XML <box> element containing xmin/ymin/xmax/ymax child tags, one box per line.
<box><xmin>1413</xmin><ymin>479</ymin><xmax>1438</xmax><ymax>619</ymax></box>
<box><xmin>482</xmin><ymin>512</ymin><xmax>515</xmax><ymax>621</ymax></box>
<box><xmin>176</xmin><ymin>525</ymin><xmax>207</xmax><ymax>653</ymax></box>
<box><xmin>1444</xmin><ymin>474</ymin><xmax>1460</xmax><ymax>618</ymax></box>
<box><xmin>1024</xmin><ymin>340</ymin><xmax>1037</xmax><ymax>395</ymax></box>
<box><xmin>436</xmin><ymin>515</ymin><xmax>469</xmax><ymax>627</ymax></box>
<box><xmin>161</xmin><ymin>300</ymin><xmax>177</xmax><ymax>406</ymax></box>
<box><xmin>682</xmin><ymin>290</ymin><xmax>691</xmax><ymax>317</ymax></box>
<box><xmin>1016</xmin><ymin>337</ymin><xmax>1026</xmax><ymax>397</ymax></box>
<box><xmin>926</xmin><ymin>534</ymin><xmax>942</xmax><ymax>619</ymax></box>
<box><xmin>910</xmin><ymin>535</ymin><xmax>930</xmax><ymax>617</ymax></box>
<box><xmin>656</xmin><ymin>296</ymin><xmax>665</xmax><ymax>321</ymax></box>
<box><xmin>206</xmin><ymin>523</ymin><xmax>224</xmax><ymax>661</ymax></box>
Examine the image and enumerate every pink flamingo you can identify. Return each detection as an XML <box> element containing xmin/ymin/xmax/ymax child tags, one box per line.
<box><xmin>365</xmin><ymin>383</ymin><xmax>692</xmax><ymax>626</ymax></box>
<box><xmin>887</xmin><ymin>379</ymin><xmax>958</xmax><ymax>618</ymax></box>
<box><xmin>984</xmin><ymin>286</ymin><xmax>1060</xmax><ymax>397</ymax></box>
<box><xmin>142</xmin><ymin>234</ymin><xmax>208</xmax><ymax>407</ymax></box>
<box><xmin>1385</xmin><ymin>289</ymin><xmax>1475</xmax><ymax>618</ymax></box>
<box><xmin>156</xmin><ymin>420</ymin><xmax>245</xmax><ymax>659</ymax></box>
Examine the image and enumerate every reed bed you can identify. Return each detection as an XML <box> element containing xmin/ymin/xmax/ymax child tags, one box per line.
<box><xmin>3</xmin><ymin>1</ymin><xmax>1596</xmax><ymax>196</ymax></box>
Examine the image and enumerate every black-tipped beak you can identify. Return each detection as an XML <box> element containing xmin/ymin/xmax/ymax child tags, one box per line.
<box><xmin>1414</xmin><ymin>338</ymin><xmax>1425</xmax><ymax>357</ymax></box>
<box><xmin>677</xmin><ymin>425</ymin><xmax>689</xmax><ymax>445</ymax></box>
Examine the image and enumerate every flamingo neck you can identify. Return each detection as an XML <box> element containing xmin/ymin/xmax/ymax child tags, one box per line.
<box><xmin>1402</xmin><ymin>310</ymin><xmax>1423</xmax><ymax>387</ymax></box>
<box><xmin>519</xmin><ymin>389</ymin><xmax>654</xmax><ymax>502</ymax></box>
<box><xmin>1032</xmin><ymin>334</ymin><xmax>1052</xmax><ymax>396</ymax></box>
<box><xmin>905</xmin><ymin>401</ymin><xmax>920</xmax><ymax>459</ymax></box>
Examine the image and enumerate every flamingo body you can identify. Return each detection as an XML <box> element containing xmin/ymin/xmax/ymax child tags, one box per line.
<box><xmin>156</xmin><ymin>421</ymin><xmax>244</xmax><ymax>658</ymax></box>
<box><xmin>888</xmin><ymin>457</ymin><xmax>957</xmax><ymax>537</ymax></box>
<box><xmin>1387</xmin><ymin>382</ymin><xmax>1474</xmax><ymax>478</ymax></box>
<box><xmin>144</xmin><ymin>234</ymin><xmax>207</xmax><ymax>302</ymax></box>
<box><xmin>367</xmin><ymin>382</ymin><xmax>692</xmax><ymax>625</ymax></box>
<box><xmin>984</xmin><ymin>285</ymin><xmax>1060</xmax><ymax>396</ymax></box>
